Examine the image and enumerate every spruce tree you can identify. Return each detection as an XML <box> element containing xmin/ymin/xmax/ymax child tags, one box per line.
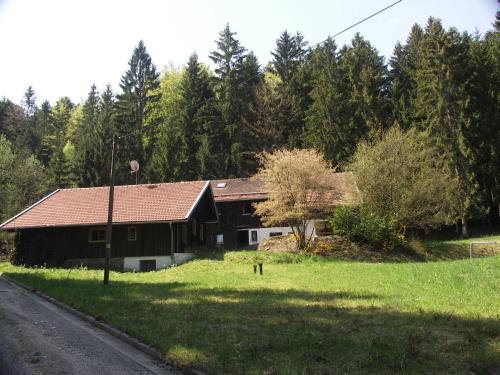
<box><xmin>340</xmin><ymin>33</ymin><xmax>390</xmax><ymax>138</ymax></box>
<box><xmin>271</xmin><ymin>30</ymin><xmax>310</xmax><ymax>147</ymax></box>
<box><xmin>464</xmin><ymin>31</ymin><xmax>500</xmax><ymax>225</ymax></box>
<box><xmin>195</xmin><ymin>98</ymin><xmax>226</xmax><ymax>179</ymax></box>
<box><xmin>271</xmin><ymin>30</ymin><xmax>308</xmax><ymax>85</ymax></box>
<box><xmin>242</xmin><ymin>73</ymin><xmax>289</xmax><ymax>158</ymax></box>
<box><xmin>388</xmin><ymin>24</ymin><xmax>423</xmax><ymax>128</ymax></box>
<box><xmin>0</xmin><ymin>102</ymin><xmax>27</xmax><ymax>149</ymax></box>
<box><xmin>95</xmin><ymin>85</ymin><xmax>116</xmax><ymax>186</ymax></box>
<box><xmin>21</xmin><ymin>86</ymin><xmax>40</xmax><ymax>154</ymax></box>
<box><xmin>415</xmin><ymin>18</ymin><xmax>480</xmax><ymax>236</ymax></box>
<box><xmin>304</xmin><ymin>38</ymin><xmax>356</xmax><ymax>166</ymax></box>
<box><xmin>209</xmin><ymin>24</ymin><xmax>260</xmax><ymax>177</ymax></box>
<box><xmin>46</xmin><ymin>97</ymin><xmax>75</xmax><ymax>189</ymax></box>
<box><xmin>36</xmin><ymin>100</ymin><xmax>53</xmax><ymax>166</ymax></box>
<box><xmin>147</xmin><ymin>68</ymin><xmax>186</xmax><ymax>182</ymax></box>
<box><xmin>178</xmin><ymin>53</ymin><xmax>213</xmax><ymax>180</ymax></box>
<box><xmin>116</xmin><ymin>40</ymin><xmax>159</xmax><ymax>179</ymax></box>
<box><xmin>72</xmin><ymin>85</ymin><xmax>101</xmax><ymax>186</ymax></box>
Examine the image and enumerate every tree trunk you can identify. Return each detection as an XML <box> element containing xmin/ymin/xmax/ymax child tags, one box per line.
<box><xmin>461</xmin><ymin>216</ymin><xmax>469</xmax><ymax>238</ymax></box>
<box><xmin>487</xmin><ymin>188</ymin><xmax>500</xmax><ymax>226</ymax></box>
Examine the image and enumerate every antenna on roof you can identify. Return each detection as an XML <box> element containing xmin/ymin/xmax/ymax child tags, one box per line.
<box><xmin>129</xmin><ymin>160</ymin><xmax>140</xmax><ymax>185</ymax></box>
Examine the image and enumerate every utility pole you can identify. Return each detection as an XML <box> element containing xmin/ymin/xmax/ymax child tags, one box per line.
<box><xmin>102</xmin><ymin>122</ymin><xmax>156</xmax><ymax>284</ymax></box>
<box><xmin>103</xmin><ymin>134</ymin><xmax>117</xmax><ymax>285</ymax></box>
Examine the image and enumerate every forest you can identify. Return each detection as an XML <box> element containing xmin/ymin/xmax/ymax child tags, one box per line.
<box><xmin>0</xmin><ymin>15</ymin><xmax>499</xmax><ymax>236</ymax></box>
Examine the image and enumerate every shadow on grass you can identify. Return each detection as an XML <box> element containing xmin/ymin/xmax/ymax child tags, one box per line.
<box><xmin>5</xmin><ymin>272</ymin><xmax>499</xmax><ymax>375</ymax></box>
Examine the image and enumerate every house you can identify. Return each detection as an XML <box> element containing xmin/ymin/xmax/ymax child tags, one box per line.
<box><xmin>0</xmin><ymin>181</ymin><xmax>218</xmax><ymax>271</ymax></box>
<box><xmin>208</xmin><ymin>172</ymin><xmax>360</xmax><ymax>247</ymax></box>
<box><xmin>0</xmin><ymin>172</ymin><xmax>360</xmax><ymax>270</ymax></box>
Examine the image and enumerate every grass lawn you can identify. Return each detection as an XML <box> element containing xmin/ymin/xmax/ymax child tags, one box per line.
<box><xmin>418</xmin><ymin>235</ymin><xmax>500</xmax><ymax>261</ymax></box>
<box><xmin>0</xmin><ymin>238</ymin><xmax>499</xmax><ymax>374</ymax></box>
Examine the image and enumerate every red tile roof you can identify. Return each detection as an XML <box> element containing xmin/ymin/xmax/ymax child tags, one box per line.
<box><xmin>211</xmin><ymin>178</ymin><xmax>267</xmax><ymax>202</ymax></box>
<box><xmin>211</xmin><ymin>172</ymin><xmax>361</xmax><ymax>206</ymax></box>
<box><xmin>1</xmin><ymin>181</ymin><xmax>210</xmax><ymax>230</ymax></box>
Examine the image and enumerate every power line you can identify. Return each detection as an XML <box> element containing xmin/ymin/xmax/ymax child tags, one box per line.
<box><xmin>240</xmin><ymin>0</ymin><xmax>404</xmax><ymax>85</ymax></box>
<box><xmin>331</xmin><ymin>0</ymin><xmax>403</xmax><ymax>40</ymax></box>
<box><xmin>127</xmin><ymin>0</ymin><xmax>404</xmax><ymax>135</ymax></box>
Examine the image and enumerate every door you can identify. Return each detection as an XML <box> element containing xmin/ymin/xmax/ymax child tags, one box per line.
<box><xmin>237</xmin><ymin>230</ymin><xmax>249</xmax><ymax>246</ymax></box>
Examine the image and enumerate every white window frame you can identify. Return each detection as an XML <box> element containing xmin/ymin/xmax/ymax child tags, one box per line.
<box><xmin>251</xmin><ymin>230</ymin><xmax>258</xmax><ymax>243</ymax></box>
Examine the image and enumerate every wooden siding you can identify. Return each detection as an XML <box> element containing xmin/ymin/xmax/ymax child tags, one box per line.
<box><xmin>215</xmin><ymin>200</ymin><xmax>263</xmax><ymax>247</ymax></box>
<box><xmin>12</xmin><ymin>185</ymin><xmax>218</xmax><ymax>266</ymax></box>
<box><xmin>16</xmin><ymin>223</ymin><xmax>176</xmax><ymax>265</ymax></box>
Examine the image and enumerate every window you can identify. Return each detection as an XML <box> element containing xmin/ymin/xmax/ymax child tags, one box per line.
<box><xmin>242</xmin><ymin>203</ymin><xmax>253</xmax><ymax>216</ymax></box>
<box><xmin>216</xmin><ymin>234</ymin><xmax>224</xmax><ymax>245</ymax></box>
<box><xmin>216</xmin><ymin>182</ymin><xmax>227</xmax><ymax>189</ymax></box>
<box><xmin>139</xmin><ymin>259</ymin><xmax>156</xmax><ymax>272</ymax></box>
<box><xmin>251</xmin><ymin>230</ymin><xmax>258</xmax><ymax>243</ymax></box>
<box><xmin>88</xmin><ymin>228</ymin><xmax>106</xmax><ymax>243</ymax></box>
<box><xmin>128</xmin><ymin>226</ymin><xmax>137</xmax><ymax>241</ymax></box>
<box><xmin>269</xmin><ymin>232</ymin><xmax>283</xmax><ymax>237</ymax></box>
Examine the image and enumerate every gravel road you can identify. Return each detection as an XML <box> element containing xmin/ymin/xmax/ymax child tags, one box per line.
<box><xmin>0</xmin><ymin>277</ymin><xmax>178</xmax><ymax>375</ymax></box>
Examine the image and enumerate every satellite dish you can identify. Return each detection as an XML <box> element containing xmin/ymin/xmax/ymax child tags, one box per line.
<box><xmin>129</xmin><ymin>160</ymin><xmax>140</xmax><ymax>173</ymax></box>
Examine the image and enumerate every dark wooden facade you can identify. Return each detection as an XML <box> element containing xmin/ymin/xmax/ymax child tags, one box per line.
<box><xmin>207</xmin><ymin>200</ymin><xmax>264</xmax><ymax>248</ymax></box>
<box><xmin>14</xmin><ymin>188</ymin><xmax>217</xmax><ymax>266</ymax></box>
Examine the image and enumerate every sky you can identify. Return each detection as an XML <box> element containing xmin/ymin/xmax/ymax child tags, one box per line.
<box><xmin>0</xmin><ymin>0</ymin><xmax>497</xmax><ymax>105</ymax></box>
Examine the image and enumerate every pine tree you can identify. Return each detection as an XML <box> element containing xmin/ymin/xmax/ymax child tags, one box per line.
<box><xmin>147</xmin><ymin>68</ymin><xmax>186</xmax><ymax>182</ymax></box>
<box><xmin>271</xmin><ymin>30</ymin><xmax>310</xmax><ymax>147</ymax></box>
<box><xmin>46</xmin><ymin>97</ymin><xmax>75</xmax><ymax>189</ymax></box>
<box><xmin>195</xmin><ymin>98</ymin><xmax>226</xmax><ymax>179</ymax></box>
<box><xmin>271</xmin><ymin>31</ymin><xmax>308</xmax><ymax>84</ymax></box>
<box><xmin>388</xmin><ymin>24</ymin><xmax>423</xmax><ymax>128</ymax></box>
<box><xmin>209</xmin><ymin>24</ymin><xmax>260</xmax><ymax>177</ymax></box>
<box><xmin>36</xmin><ymin>101</ymin><xmax>53</xmax><ymax>166</ymax></box>
<box><xmin>21</xmin><ymin>86</ymin><xmax>40</xmax><ymax>154</ymax></box>
<box><xmin>116</xmin><ymin>40</ymin><xmax>159</xmax><ymax>179</ymax></box>
<box><xmin>243</xmin><ymin>71</ymin><xmax>291</xmax><ymax>169</ymax></box>
<box><xmin>22</xmin><ymin>86</ymin><xmax>36</xmax><ymax>117</ymax></box>
<box><xmin>304</xmin><ymin>38</ymin><xmax>356</xmax><ymax>166</ymax></box>
<box><xmin>72</xmin><ymin>85</ymin><xmax>101</xmax><ymax>186</ymax></box>
<box><xmin>242</xmin><ymin>73</ymin><xmax>288</xmax><ymax>157</ymax></box>
<box><xmin>340</xmin><ymin>33</ymin><xmax>390</xmax><ymax>138</ymax></box>
<box><xmin>464</xmin><ymin>30</ymin><xmax>500</xmax><ymax>226</ymax></box>
<box><xmin>48</xmin><ymin>147</ymin><xmax>73</xmax><ymax>189</ymax></box>
<box><xmin>415</xmin><ymin>18</ymin><xmax>480</xmax><ymax>236</ymax></box>
<box><xmin>178</xmin><ymin>53</ymin><xmax>213</xmax><ymax>180</ymax></box>
<box><xmin>0</xmin><ymin>102</ymin><xmax>27</xmax><ymax>149</ymax></box>
<box><xmin>95</xmin><ymin>85</ymin><xmax>116</xmax><ymax>186</ymax></box>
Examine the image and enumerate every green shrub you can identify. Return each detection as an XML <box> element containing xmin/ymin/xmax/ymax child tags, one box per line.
<box><xmin>329</xmin><ymin>206</ymin><xmax>401</xmax><ymax>251</ymax></box>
